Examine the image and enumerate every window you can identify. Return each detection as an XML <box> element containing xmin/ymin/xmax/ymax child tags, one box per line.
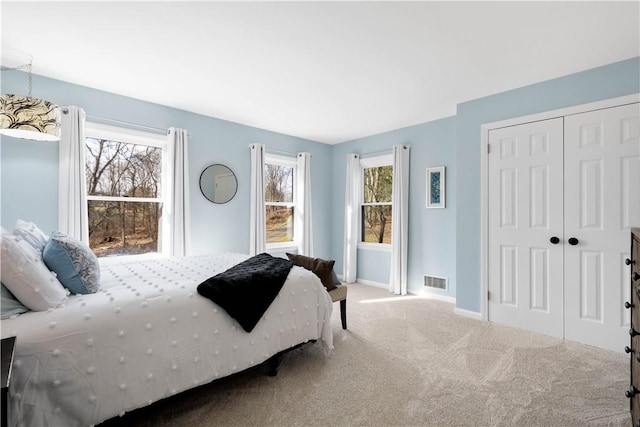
<box><xmin>264</xmin><ymin>154</ymin><xmax>297</xmax><ymax>247</ymax></box>
<box><xmin>360</xmin><ymin>154</ymin><xmax>393</xmax><ymax>245</ymax></box>
<box><xmin>84</xmin><ymin>123</ymin><xmax>167</xmax><ymax>257</ymax></box>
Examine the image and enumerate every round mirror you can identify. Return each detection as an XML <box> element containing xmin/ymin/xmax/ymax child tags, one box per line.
<box><xmin>199</xmin><ymin>164</ymin><xmax>238</xmax><ymax>204</ymax></box>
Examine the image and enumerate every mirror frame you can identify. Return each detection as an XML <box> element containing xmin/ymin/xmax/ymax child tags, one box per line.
<box><xmin>199</xmin><ymin>164</ymin><xmax>238</xmax><ymax>204</ymax></box>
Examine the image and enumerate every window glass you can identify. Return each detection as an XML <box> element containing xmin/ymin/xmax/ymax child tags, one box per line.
<box><xmin>361</xmin><ymin>164</ymin><xmax>393</xmax><ymax>244</ymax></box>
<box><xmin>264</xmin><ymin>164</ymin><xmax>293</xmax><ymax>202</ymax></box>
<box><xmin>85</xmin><ymin>127</ymin><xmax>165</xmax><ymax>257</ymax></box>
<box><xmin>87</xmin><ymin>201</ymin><xmax>162</xmax><ymax>257</ymax></box>
<box><xmin>363</xmin><ymin>165</ymin><xmax>392</xmax><ymax>203</ymax></box>
<box><xmin>265</xmin><ymin>206</ymin><xmax>294</xmax><ymax>243</ymax></box>
<box><xmin>361</xmin><ymin>205</ymin><xmax>392</xmax><ymax>244</ymax></box>
<box><xmin>264</xmin><ymin>160</ymin><xmax>296</xmax><ymax>245</ymax></box>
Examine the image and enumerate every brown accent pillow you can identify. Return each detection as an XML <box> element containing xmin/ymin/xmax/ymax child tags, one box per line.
<box><xmin>286</xmin><ymin>253</ymin><xmax>337</xmax><ymax>291</ymax></box>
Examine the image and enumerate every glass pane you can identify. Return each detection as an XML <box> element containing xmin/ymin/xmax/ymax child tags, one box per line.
<box><xmin>85</xmin><ymin>138</ymin><xmax>162</xmax><ymax>198</ymax></box>
<box><xmin>266</xmin><ymin>205</ymin><xmax>294</xmax><ymax>243</ymax></box>
<box><xmin>361</xmin><ymin>205</ymin><xmax>392</xmax><ymax>244</ymax></box>
<box><xmin>264</xmin><ymin>163</ymin><xmax>293</xmax><ymax>202</ymax></box>
<box><xmin>363</xmin><ymin>165</ymin><xmax>393</xmax><ymax>203</ymax></box>
<box><xmin>88</xmin><ymin>200</ymin><xmax>162</xmax><ymax>257</ymax></box>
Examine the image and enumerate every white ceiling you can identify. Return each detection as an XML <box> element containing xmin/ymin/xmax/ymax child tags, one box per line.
<box><xmin>2</xmin><ymin>1</ymin><xmax>639</xmax><ymax>144</ymax></box>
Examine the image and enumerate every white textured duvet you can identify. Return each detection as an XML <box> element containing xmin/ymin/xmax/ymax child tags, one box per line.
<box><xmin>1</xmin><ymin>253</ymin><xmax>333</xmax><ymax>427</ymax></box>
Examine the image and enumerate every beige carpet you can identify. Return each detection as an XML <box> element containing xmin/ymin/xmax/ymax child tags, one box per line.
<box><xmin>100</xmin><ymin>283</ymin><xmax>631</xmax><ymax>427</ymax></box>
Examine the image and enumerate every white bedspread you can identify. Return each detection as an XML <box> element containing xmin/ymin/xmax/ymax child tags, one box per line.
<box><xmin>1</xmin><ymin>253</ymin><xmax>333</xmax><ymax>427</ymax></box>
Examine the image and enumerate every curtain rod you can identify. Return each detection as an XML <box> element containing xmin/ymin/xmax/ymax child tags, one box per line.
<box><xmin>359</xmin><ymin>144</ymin><xmax>409</xmax><ymax>159</ymax></box>
<box><xmin>249</xmin><ymin>145</ymin><xmax>310</xmax><ymax>158</ymax></box>
<box><xmin>71</xmin><ymin>111</ymin><xmax>169</xmax><ymax>135</ymax></box>
<box><xmin>265</xmin><ymin>148</ymin><xmax>297</xmax><ymax>157</ymax></box>
<box><xmin>265</xmin><ymin>148</ymin><xmax>312</xmax><ymax>158</ymax></box>
<box><xmin>360</xmin><ymin>148</ymin><xmax>392</xmax><ymax>159</ymax></box>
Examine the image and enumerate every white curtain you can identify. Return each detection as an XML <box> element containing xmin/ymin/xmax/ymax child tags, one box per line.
<box><xmin>165</xmin><ymin>128</ymin><xmax>191</xmax><ymax>257</ymax></box>
<box><xmin>343</xmin><ymin>153</ymin><xmax>360</xmax><ymax>283</ymax></box>
<box><xmin>296</xmin><ymin>152</ymin><xmax>313</xmax><ymax>256</ymax></box>
<box><xmin>58</xmin><ymin>106</ymin><xmax>89</xmax><ymax>243</ymax></box>
<box><xmin>249</xmin><ymin>144</ymin><xmax>266</xmax><ymax>255</ymax></box>
<box><xmin>390</xmin><ymin>144</ymin><xmax>410</xmax><ymax>295</ymax></box>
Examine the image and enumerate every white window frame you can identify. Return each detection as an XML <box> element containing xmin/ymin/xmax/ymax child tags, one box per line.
<box><xmin>84</xmin><ymin>122</ymin><xmax>168</xmax><ymax>260</ymax></box>
<box><xmin>358</xmin><ymin>153</ymin><xmax>393</xmax><ymax>252</ymax></box>
<box><xmin>264</xmin><ymin>153</ymin><xmax>298</xmax><ymax>252</ymax></box>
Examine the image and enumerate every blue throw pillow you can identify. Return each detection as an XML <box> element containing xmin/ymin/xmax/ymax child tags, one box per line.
<box><xmin>43</xmin><ymin>232</ymin><xmax>100</xmax><ymax>294</ymax></box>
<box><xmin>1</xmin><ymin>283</ymin><xmax>29</xmax><ymax>319</ymax></box>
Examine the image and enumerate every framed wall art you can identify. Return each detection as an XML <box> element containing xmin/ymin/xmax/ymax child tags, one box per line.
<box><xmin>426</xmin><ymin>166</ymin><xmax>445</xmax><ymax>208</ymax></box>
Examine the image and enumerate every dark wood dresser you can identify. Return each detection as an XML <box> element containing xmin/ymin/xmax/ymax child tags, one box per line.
<box><xmin>627</xmin><ymin>228</ymin><xmax>640</xmax><ymax>426</ymax></box>
<box><xmin>1</xmin><ymin>336</ymin><xmax>16</xmax><ymax>427</ymax></box>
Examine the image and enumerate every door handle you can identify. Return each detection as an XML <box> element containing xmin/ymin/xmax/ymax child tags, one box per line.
<box><xmin>568</xmin><ymin>237</ymin><xmax>579</xmax><ymax>246</ymax></box>
<box><xmin>550</xmin><ymin>236</ymin><xmax>560</xmax><ymax>244</ymax></box>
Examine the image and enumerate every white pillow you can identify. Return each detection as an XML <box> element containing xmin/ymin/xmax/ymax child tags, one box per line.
<box><xmin>13</xmin><ymin>219</ymin><xmax>48</xmax><ymax>253</ymax></box>
<box><xmin>1</xmin><ymin>283</ymin><xmax>29</xmax><ymax>319</ymax></box>
<box><xmin>0</xmin><ymin>228</ymin><xmax>67</xmax><ymax>311</ymax></box>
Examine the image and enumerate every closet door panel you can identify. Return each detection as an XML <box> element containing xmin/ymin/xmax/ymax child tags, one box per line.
<box><xmin>488</xmin><ymin>118</ymin><xmax>564</xmax><ymax>338</ymax></box>
<box><xmin>564</xmin><ymin>103</ymin><xmax>640</xmax><ymax>352</ymax></box>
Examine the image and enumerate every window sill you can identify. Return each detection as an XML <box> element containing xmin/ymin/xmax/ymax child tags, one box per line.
<box><xmin>266</xmin><ymin>243</ymin><xmax>298</xmax><ymax>256</ymax></box>
<box><xmin>98</xmin><ymin>252</ymin><xmax>165</xmax><ymax>266</ymax></box>
<box><xmin>357</xmin><ymin>243</ymin><xmax>392</xmax><ymax>252</ymax></box>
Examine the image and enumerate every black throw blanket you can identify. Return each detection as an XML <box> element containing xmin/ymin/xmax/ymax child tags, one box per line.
<box><xmin>197</xmin><ymin>253</ymin><xmax>294</xmax><ymax>332</ymax></box>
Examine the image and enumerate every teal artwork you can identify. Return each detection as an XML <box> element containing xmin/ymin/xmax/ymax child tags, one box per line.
<box><xmin>430</xmin><ymin>171</ymin><xmax>441</xmax><ymax>204</ymax></box>
<box><xmin>426</xmin><ymin>166</ymin><xmax>445</xmax><ymax>208</ymax></box>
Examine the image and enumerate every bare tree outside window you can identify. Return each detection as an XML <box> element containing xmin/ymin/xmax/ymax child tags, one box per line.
<box><xmin>85</xmin><ymin>137</ymin><xmax>163</xmax><ymax>257</ymax></box>
<box><xmin>264</xmin><ymin>163</ymin><xmax>294</xmax><ymax>243</ymax></box>
<box><xmin>362</xmin><ymin>165</ymin><xmax>393</xmax><ymax>244</ymax></box>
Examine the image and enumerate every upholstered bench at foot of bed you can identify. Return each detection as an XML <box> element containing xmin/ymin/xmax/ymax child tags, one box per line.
<box><xmin>328</xmin><ymin>285</ymin><xmax>347</xmax><ymax>329</ymax></box>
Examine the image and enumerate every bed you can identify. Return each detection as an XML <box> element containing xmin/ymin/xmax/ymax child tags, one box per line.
<box><xmin>1</xmin><ymin>252</ymin><xmax>334</xmax><ymax>427</ymax></box>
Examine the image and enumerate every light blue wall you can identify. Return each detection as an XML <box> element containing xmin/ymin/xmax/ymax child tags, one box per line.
<box><xmin>329</xmin><ymin>57</ymin><xmax>639</xmax><ymax>304</ymax></box>
<box><xmin>331</xmin><ymin>117</ymin><xmax>457</xmax><ymax>297</ymax></box>
<box><xmin>0</xmin><ymin>72</ymin><xmax>333</xmax><ymax>258</ymax></box>
<box><xmin>1</xmin><ymin>138</ymin><xmax>59</xmax><ymax>234</ymax></box>
<box><xmin>3</xmin><ymin>57</ymin><xmax>637</xmax><ymax>308</ymax></box>
<box><xmin>455</xmin><ymin>57</ymin><xmax>640</xmax><ymax>313</ymax></box>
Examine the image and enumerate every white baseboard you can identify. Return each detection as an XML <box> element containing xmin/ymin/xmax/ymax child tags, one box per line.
<box><xmin>356</xmin><ymin>278</ymin><xmax>389</xmax><ymax>290</ymax></box>
<box><xmin>453</xmin><ymin>307</ymin><xmax>483</xmax><ymax>320</ymax></box>
<box><xmin>416</xmin><ymin>291</ymin><xmax>456</xmax><ymax>304</ymax></box>
<box><xmin>347</xmin><ymin>279</ymin><xmax>457</xmax><ymax>304</ymax></box>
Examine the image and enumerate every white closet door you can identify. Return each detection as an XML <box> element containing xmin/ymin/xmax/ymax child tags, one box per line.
<box><xmin>564</xmin><ymin>103</ymin><xmax>640</xmax><ymax>352</ymax></box>
<box><xmin>488</xmin><ymin>118</ymin><xmax>564</xmax><ymax>338</ymax></box>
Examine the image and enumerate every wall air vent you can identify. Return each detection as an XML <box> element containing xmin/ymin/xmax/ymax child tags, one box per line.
<box><xmin>424</xmin><ymin>275</ymin><xmax>448</xmax><ymax>290</ymax></box>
